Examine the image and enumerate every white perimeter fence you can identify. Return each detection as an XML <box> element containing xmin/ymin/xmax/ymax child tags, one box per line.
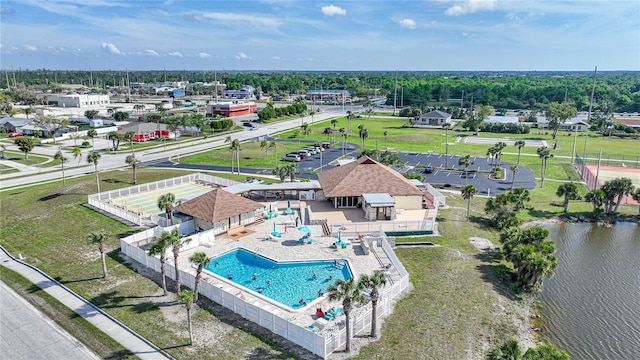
<box><xmin>120</xmin><ymin>225</ymin><xmax>410</xmax><ymax>359</ymax></box>
<box><xmin>88</xmin><ymin>173</ymin><xmax>241</xmax><ymax>226</ymax></box>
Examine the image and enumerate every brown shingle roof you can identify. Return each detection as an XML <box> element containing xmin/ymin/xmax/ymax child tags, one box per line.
<box><xmin>317</xmin><ymin>156</ymin><xmax>423</xmax><ymax>198</ymax></box>
<box><xmin>174</xmin><ymin>189</ymin><xmax>263</xmax><ymax>223</ymax></box>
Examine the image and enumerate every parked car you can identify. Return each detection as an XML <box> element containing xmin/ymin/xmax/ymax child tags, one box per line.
<box><xmin>423</xmin><ymin>166</ymin><xmax>434</xmax><ymax>174</ymax></box>
<box><xmin>9</xmin><ymin>133</ymin><xmax>23</xmax><ymax>138</ymax></box>
<box><xmin>297</xmin><ymin>150</ymin><xmax>311</xmax><ymax>159</ymax></box>
<box><xmin>321</xmin><ymin>142</ymin><xmax>331</xmax><ymax>149</ymax></box>
<box><xmin>313</xmin><ymin>146</ymin><xmax>324</xmax><ymax>152</ymax></box>
<box><xmin>305</xmin><ymin>147</ymin><xmax>318</xmax><ymax>155</ymax></box>
<box><xmin>282</xmin><ymin>154</ymin><xmax>301</xmax><ymax>162</ymax></box>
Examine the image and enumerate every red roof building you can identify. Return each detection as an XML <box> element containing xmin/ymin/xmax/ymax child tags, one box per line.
<box><xmin>206</xmin><ymin>101</ymin><xmax>257</xmax><ymax>117</ymax></box>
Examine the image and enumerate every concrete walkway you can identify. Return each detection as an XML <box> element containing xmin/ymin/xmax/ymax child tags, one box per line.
<box><xmin>0</xmin><ymin>247</ymin><xmax>173</xmax><ymax>360</ymax></box>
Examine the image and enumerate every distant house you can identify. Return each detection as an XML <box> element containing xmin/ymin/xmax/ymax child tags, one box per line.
<box><xmin>614</xmin><ymin>118</ymin><xmax>640</xmax><ymax>129</ymax></box>
<box><xmin>0</xmin><ymin>117</ymin><xmax>30</xmax><ymax>134</ymax></box>
<box><xmin>224</xmin><ymin>85</ymin><xmax>254</xmax><ymax>99</ymax></box>
<box><xmin>174</xmin><ymin>189</ymin><xmax>264</xmax><ymax>235</ymax></box>
<box><xmin>317</xmin><ymin>156</ymin><xmax>423</xmax><ymax>219</ymax></box>
<box><xmin>118</xmin><ymin>122</ymin><xmax>176</xmax><ymax>142</ymax></box>
<box><xmin>416</xmin><ymin>110</ymin><xmax>452</xmax><ymax>126</ymax></box>
<box><xmin>559</xmin><ymin>118</ymin><xmax>589</xmax><ymax>132</ymax></box>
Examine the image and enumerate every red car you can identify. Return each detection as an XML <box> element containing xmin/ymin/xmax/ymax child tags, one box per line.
<box><xmin>9</xmin><ymin>133</ymin><xmax>23</xmax><ymax>138</ymax></box>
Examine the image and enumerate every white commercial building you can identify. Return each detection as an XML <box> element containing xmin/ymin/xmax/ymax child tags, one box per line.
<box><xmin>38</xmin><ymin>94</ymin><xmax>110</xmax><ymax>108</ymax></box>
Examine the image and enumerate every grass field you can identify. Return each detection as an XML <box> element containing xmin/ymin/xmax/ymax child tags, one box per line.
<box><xmin>1</xmin><ymin>155</ymin><xmax>637</xmax><ymax>358</ymax></box>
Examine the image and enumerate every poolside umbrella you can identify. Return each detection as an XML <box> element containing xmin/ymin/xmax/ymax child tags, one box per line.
<box><xmin>297</xmin><ymin>226</ymin><xmax>315</xmax><ymax>233</ymax></box>
<box><xmin>338</xmin><ymin>230</ymin><xmax>342</xmax><ymax>242</ymax></box>
<box><xmin>273</xmin><ymin>222</ymin><xmax>277</xmax><ymax>232</ymax></box>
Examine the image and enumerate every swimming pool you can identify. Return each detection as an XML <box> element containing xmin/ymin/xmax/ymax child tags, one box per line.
<box><xmin>204</xmin><ymin>248</ymin><xmax>352</xmax><ymax>310</ymax></box>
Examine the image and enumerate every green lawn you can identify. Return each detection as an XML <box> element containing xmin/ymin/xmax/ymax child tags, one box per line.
<box><xmin>0</xmin><ymin>168</ymin><xmax>297</xmax><ymax>360</ymax></box>
<box><xmin>3</xmin><ymin>150</ymin><xmax>50</xmax><ymax>166</ymax></box>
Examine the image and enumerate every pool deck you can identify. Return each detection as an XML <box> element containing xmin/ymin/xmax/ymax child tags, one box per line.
<box><xmin>175</xmin><ymin>209</ymin><xmax>402</xmax><ymax>333</ymax></box>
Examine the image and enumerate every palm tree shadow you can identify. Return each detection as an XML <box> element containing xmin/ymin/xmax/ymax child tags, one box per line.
<box><xmin>474</xmin><ymin>251</ymin><xmax>524</xmax><ymax>301</ymax></box>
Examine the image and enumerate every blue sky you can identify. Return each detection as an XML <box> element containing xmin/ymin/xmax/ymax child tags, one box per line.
<box><xmin>1</xmin><ymin>0</ymin><xmax>639</xmax><ymax>71</ymax></box>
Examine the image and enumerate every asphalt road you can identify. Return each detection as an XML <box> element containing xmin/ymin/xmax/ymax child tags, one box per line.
<box><xmin>0</xmin><ymin>281</ymin><xmax>100</xmax><ymax>360</ymax></box>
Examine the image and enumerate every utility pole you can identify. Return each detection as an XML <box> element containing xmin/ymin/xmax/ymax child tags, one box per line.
<box><xmin>393</xmin><ymin>71</ymin><xmax>398</xmax><ymax>116</ymax></box>
<box><xmin>582</xmin><ymin>66</ymin><xmax>598</xmax><ymax>175</ymax></box>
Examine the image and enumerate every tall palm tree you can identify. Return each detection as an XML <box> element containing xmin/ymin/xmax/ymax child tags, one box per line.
<box><xmin>167</xmin><ymin>228</ymin><xmax>191</xmax><ymax>292</ymax></box>
<box><xmin>584</xmin><ymin>189</ymin><xmax>605</xmax><ymax>217</ymax></box>
<box><xmin>157</xmin><ymin>193</ymin><xmax>176</xmax><ymax>225</ymax></box>
<box><xmin>224</xmin><ymin>136</ymin><xmax>234</xmax><ymax>173</ymax></box>
<box><xmin>494</xmin><ymin>141</ymin><xmax>507</xmax><ymax>165</ymax></box>
<box><xmin>536</xmin><ymin>146</ymin><xmax>553</xmax><ymax>188</ymax></box>
<box><xmin>87</xmin><ymin>229</ymin><xmax>112</xmax><ymax>279</ymax></box>
<box><xmin>54</xmin><ymin>150</ymin><xmax>68</xmax><ymax>186</ymax></box>
<box><xmin>359</xmin><ymin>272</ymin><xmax>387</xmax><ymax>338</ymax></box>
<box><xmin>124</xmin><ymin>131</ymin><xmax>136</xmax><ymax>154</ymax></box>
<box><xmin>327</xmin><ymin>278</ymin><xmax>366</xmax><ymax>353</ymax></box>
<box><xmin>330</xmin><ymin>119</ymin><xmax>338</xmax><ymax>143</ymax></box>
<box><xmin>458</xmin><ymin>155</ymin><xmax>474</xmax><ymax>184</ymax></box>
<box><xmin>147</xmin><ymin>233</ymin><xmax>171</xmax><ymax>295</ymax></box>
<box><xmin>176</xmin><ymin>290</ymin><xmax>195</xmax><ymax>346</ymax></box>
<box><xmin>556</xmin><ymin>183</ymin><xmax>581</xmax><ymax>213</ymax></box>
<box><xmin>273</xmin><ymin>165</ymin><xmax>287</xmax><ymax>182</ymax></box>
<box><xmin>514</xmin><ymin>140</ymin><xmax>526</xmax><ymax>166</ymax></box>
<box><xmin>461</xmin><ymin>184</ymin><xmax>478</xmax><ymax>222</ymax></box>
<box><xmin>510</xmin><ymin>165</ymin><xmax>519</xmax><ymax>190</ymax></box>
<box><xmin>189</xmin><ymin>252</ymin><xmax>210</xmax><ymax>302</ymax></box>
<box><xmin>383</xmin><ymin>131</ymin><xmax>388</xmax><ymax>149</ymax></box>
<box><xmin>260</xmin><ymin>139</ymin><xmax>268</xmax><ymax>160</ymax></box>
<box><xmin>87</xmin><ymin>150</ymin><xmax>101</xmax><ymax>193</ymax></box>
<box><xmin>323</xmin><ymin>127</ymin><xmax>332</xmax><ymax>141</ymax></box>
<box><xmin>72</xmin><ymin>146</ymin><xmax>82</xmax><ymax>165</ymax></box>
<box><xmin>486</xmin><ymin>146</ymin><xmax>498</xmax><ymax>167</ymax></box>
<box><xmin>231</xmin><ymin>139</ymin><xmax>241</xmax><ymax>174</ymax></box>
<box><xmin>125</xmin><ymin>154</ymin><xmax>139</xmax><ymax>184</ymax></box>
<box><xmin>87</xmin><ymin>129</ymin><xmax>98</xmax><ymax>149</ymax></box>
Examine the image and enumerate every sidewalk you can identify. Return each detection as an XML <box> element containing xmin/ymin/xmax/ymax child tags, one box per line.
<box><xmin>0</xmin><ymin>246</ymin><xmax>173</xmax><ymax>360</ymax></box>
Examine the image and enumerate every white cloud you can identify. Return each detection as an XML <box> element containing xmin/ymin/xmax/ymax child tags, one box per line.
<box><xmin>272</xmin><ymin>56</ymin><xmax>280</xmax><ymax>60</ymax></box>
<box><xmin>144</xmin><ymin>49</ymin><xmax>159</xmax><ymax>56</ymax></box>
<box><xmin>189</xmin><ymin>11</ymin><xmax>282</xmax><ymax>29</ymax></box>
<box><xmin>24</xmin><ymin>44</ymin><xmax>38</xmax><ymax>51</ymax></box>
<box><xmin>198</xmin><ymin>52</ymin><xmax>211</xmax><ymax>58</ymax></box>
<box><xmin>101</xmin><ymin>42</ymin><xmax>122</xmax><ymax>55</ymax></box>
<box><xmin>163</xmin><ymin>0</ymin><xmax>174</xmax><ymax>6</ymax></box>
<box><xmin>168</xmin><ymin>52</ymin><xmax>183</xmax><ymax>58</ymax></box>
<box><xmin>444</xmin><ymin>0</ymin><xmax>497</xmax><ymax>16</ymax></box>
<box><xmin>235</xmin><ymin>52</ymin><xmax>251</xmax><ymax>59</ymax></box>
<box><xmin>399</xmin><ymin>19</ymin><xmax>416</xmax><ymax>29</ymax></box>
<box><xmin>321</xmin><ymin>4</ymin><xmax>346</xmax><ymax>16</ymax></box>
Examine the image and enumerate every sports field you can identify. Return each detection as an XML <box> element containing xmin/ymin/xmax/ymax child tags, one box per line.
<box><xmin>463</xmin><ymin>136</ymin><xmax>547</xmax><ymax>147</ymax></box>
<box><xmin>584</xmin><ymin>165</ymin><xmax>640</xmax><ymax>205</ymax></box>
<box><xmin>111</xmin><ymin>182</ymin><xmax>213</xmax><ymax>215</ymax></box>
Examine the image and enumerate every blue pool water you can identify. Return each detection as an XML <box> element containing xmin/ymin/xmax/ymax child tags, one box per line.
<box><xmin>204</xmin><ymin>248</ymin><xmax>352</xmax><ymax>310</ymax></box>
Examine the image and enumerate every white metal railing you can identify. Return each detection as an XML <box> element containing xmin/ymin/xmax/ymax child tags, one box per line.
<box><xmin>425</xmin><ymin>183</ymin><xmax>446</xmax><ymax>208</ymax></box>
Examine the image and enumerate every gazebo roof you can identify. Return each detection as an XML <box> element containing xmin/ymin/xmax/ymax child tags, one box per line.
<box><xmin>174</xmin><ymin>189</ymin><xmax>263</xmax><ymax>223</ymax></box>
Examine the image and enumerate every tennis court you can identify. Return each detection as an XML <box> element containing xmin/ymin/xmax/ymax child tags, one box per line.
<box><xmin>583</xmin><ymin>165</ymin><xmax>640</xmax><ymax>205</ymax></box>
<box><xmin>111</xmin><ymin>182</ymin><xmax>214</xmax><ymax>215</ymax></box>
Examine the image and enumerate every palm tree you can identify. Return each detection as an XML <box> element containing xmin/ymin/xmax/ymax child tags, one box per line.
<box><xmin>285</xmin><ymin>163</ymin><xmax>298</xmax><ymax>182</ymax></box>
<box><xmin>176</xmin><ymin>290</ymin><xmax>195</xmax><ymax>346</ymax></box>
<box><xmin>157</xmin><ymin>193</ymin><xmax>176</xmax><ymax>225</ymax></box>
<box><xmin>323</xmin><ymin>127</ymin><xmax>332</xmax><ymax>141</ymax></box>
<box><xmin>383</xmin><ymin>131</ymin><xmax>388</xmax><ymax>149</ymax></box>
<box><xmin>54</xmin><ymin>150</ymin><xmax>68</xmax><ymax>186</ymax></box>
<box><xmin>359</xmin><ymin>272</ymin><xmax>387</xmax><ymax>338</ymax></box>
<box><xmin>461</xmin><ymin>184</ymin><xmax>478</xmax><ymax>222</ymax></box>
<box><xmin>124</xmin><ymin>131</ymin><xmax>136</xmax><ymax>154</ymax></box>
<box><xmin>632</xmin><ymin>188</ymin><xmax>640</xmax><ymax>215</ymax></box>
<box><xmin>87</xmin><ymin>151</ymin><xmax>101</xmax><ymax>193</ymax></box>
<box><xmin>273</xmin><ymin>165</ymin><xmax>287</xmax><ymax>182</ymax></box>
<box><xmin>167</xmin><ymin>228</ymin><xmax>191</xmax><ymax>292</ymax></box>
<box><xmin>268</xmin><ymin>141</ymin><xmax>276</xmax><ymax>161</ymax></box>
<box><xmin>87</xmin><ymin>229</ymin><xmax>112</xmax><ymax>279</ymax></box>
<box><xmin>125</xmin><ymin>154</ymin><xmax>139</xmax><ymax>184</ymax></box>
<box><xmin>87</xmin><ymin>129</ymin><xmax>98</xmax><ymax>148</ymax></box>
<box><xmin>231</xmin><ymin>139</ymin><xmax>241</xmax><ymax>174</ymax></box>
<box><xmin>330</xmin><ymin>119</ymin><xmax>338</xmax><ymax>143</ymax></box>
<box><xmin>22</xmin><ymin>106</ymin><xmax>34</xmax><ymax>119</ymax></box>
<box><xmin>147</xmin><ymin>233</ymin><xmax>171</xmax><ymax>295</ymax></box>
<box><xmin>486</xmin><ymin>146</ymin><xmax>498</xmax><ymax>167</ymax></box>
<box><xmin>556</xmin><ymin>183</ymin><xmax>581</xmax><ymax>213</ymax></box>
<box><xmin>260</xmin><ymin>139</ymin><xmax>268</xmax><ymax>160</ymax></box>
<box><xmin>72</xmin><ymin>146</ymin><xmax>82</xmax><ymax>165</ymax></box>
<box><xmin>514</xmin><ymin>140</ymin><xmax>526</xmax><ymax>166</ymax></box>
<box><xmin>189</xmin><ymin>252</ymin><xmax>210</xmax><ymax>302</ymax></box>
<box><xmin>327</xmin><ymin>278</ymin><xmax>366</xmax><ymax>353</ymax></box>
<box><xmin>458</xmin><ymin>155</ymin><xmax>474</xmax><ymax>184</ymax></box>
<box><xmin>585</xmin><ymin>189</ymin><xmax>605</xmax><ymax>217</ymax></box>
<box><xmin>536</xmin><ymin>146</ymin><xmax>553</xmax><ymax>188</ymax></box>
<box><xmin>487</xmin><ymin>338</ymin><xmax>521</xmax><ymax>360</ymax></box>
<box><xmin>224</xmin><ymin>136</ymin><xmax>234</xmax><ymax>173</ymax></box>
<box><xmin>494</xmin><ymin>141</ymin><xmax>507</xmax><ymax>165</ymax></box>
<box><xmin>510</xmin><ymin>165</ymin><xmax>519</xmax><ymax>190</ymax></box>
